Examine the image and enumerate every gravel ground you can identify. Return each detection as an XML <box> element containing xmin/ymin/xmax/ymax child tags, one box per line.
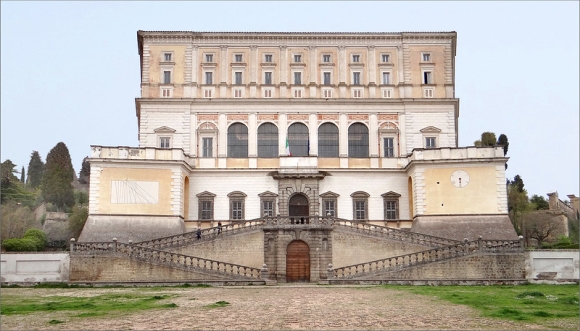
<box><xmin>1</xmin><ymin>285</ymin><xmax>574</xmax><ymax>331</ymax></box>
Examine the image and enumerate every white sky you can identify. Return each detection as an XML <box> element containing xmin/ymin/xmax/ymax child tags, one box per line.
<box><xmin>1</xmin><ymin>1</ymin><xmax>578</xmax><ymax>199</ymax></box>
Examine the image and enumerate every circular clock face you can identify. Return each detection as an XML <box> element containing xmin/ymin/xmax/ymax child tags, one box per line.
<box><xmin>450</xmin><ymin>170</ymin><xmax>470</xmax><ymax>188</ymax></box>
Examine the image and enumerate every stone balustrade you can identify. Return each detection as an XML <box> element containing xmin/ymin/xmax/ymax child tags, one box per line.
<box><xmin>333</xmin><ymin>219</ymin><xmax>460</xmax><ymax>247</ymax></box>
<box><xmin>70</xmin><ymin>238</ymin><xmax>261</xmax><ymax>279</ymax></box>
<box><xmin>331</xmin><ymin>238</ymin><xmax>523</xmax><ymax>279</ymax></box>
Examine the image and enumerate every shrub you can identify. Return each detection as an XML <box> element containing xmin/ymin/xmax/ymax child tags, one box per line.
<box><xmin>23</xmin><ymin>228</ymin><xmax>47</xmax><ymax>250</ymax></box>
<box><xmin>2</xmin><ymin>238</ymin><xmax>40</xmax><ymax>251</ymax></box>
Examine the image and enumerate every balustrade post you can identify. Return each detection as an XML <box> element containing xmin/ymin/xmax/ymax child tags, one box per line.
<box><xmin>518</xmin><ymin>235</ymin><xmax>524</xmax><ymax>251</ymax></box>
<box><xmin>463</xmin><ymin>238</ymin><xmax>469</xmax><ymax>254</ymax></box>
<box><xmin>128</xmin><ymin>240</ymin><xmax>133</xmax><ymax>256</ymax></box>
<box><xmin>69</xmin><ymin>238</ymin><xmax>76</xmax><ymax>252</ymax></box>
<box><xmin>112</xmin><ymin>237</ymin><xmax>118</xmax><ymax>253</ymax></box>
<box><xmin>478</xmin><ymin>235</ymin><xmax>482</xmax><ymax>252</ymax></box>
<box><xmin>326</xmin><ymin>263</ymin><xmax>334</xmax><ymax>280</ymax></box>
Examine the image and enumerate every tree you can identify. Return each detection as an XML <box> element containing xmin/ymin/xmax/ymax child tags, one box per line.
<box><xmin>78</xmin><ymin>156</ymin><xmax>90</xmax><ymax>185</ymax></box>
<box><xmin>20</xmin><ymin>166</ymin><xmax>25</xmax><ymax>183</ymax></box>
<box><xmin>524</xmin><ymin>213</ymin><xmax>566</xmax><ymax>248</ymax></box>
<box><xmin>507</xmin><ymin>175</ymin><xmax>532</xmax><ymax>235</ymax></box>
<box><xmin>530</xmin><ymin>194</ymin><xmax>549</xmax><ymax>210</ymax></box>
<box><xmin>41</xmin><ymin>142</ymin><xmax>75</xmax><ymax>211</ymax></box>
<box><xmin>474</xmin><ymin>132</ymin><xmax>497</xmax><ymax>147</ymax></box>
<box><xmin>68</xmin><ymin>205</ymin><xmax>88</xmax><ymax>240</ymax></box>
<box><xmin>497</xmin><ymin>134</ymin><xmax>509</xmax><ymax>156</ymax></box>
<box><xmin>1</xmin><ymin>160</ymin><xmax>27</xmax><ymax>204</ymax></box>
<box><xmin>26</xmin><ymin>151</ymin><xmax>44</xmax><ymax>189</ymax></box>
<box><xmin>0</xmin><ymin>201</ymin><xmax>38</xmax><ymax>239</ymax></box>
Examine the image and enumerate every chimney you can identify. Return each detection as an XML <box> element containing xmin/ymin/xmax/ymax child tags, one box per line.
<box><xmin>567</xmin><ymin>194</ymin><xmax>579</xmax><ymax>220</ymax></box>
<box><xmin>547</xmin><ymin>192</ymin><xmax>559</xmax><ymax>210</ymax></box>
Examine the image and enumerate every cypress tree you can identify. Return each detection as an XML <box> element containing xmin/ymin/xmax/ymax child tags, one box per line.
<box><xmin>20</xmin><ymin>166</ymin><xmax>25</xmax><ymax>183</ymax></box>
<box><xmin>41</xmin><ymin>142</ymin><xmax>75</xmax><ymax>211</ymax></box>
<box><xmin>26</xmin><ymin>151</ymin><xmax>44</xmax><ymax>189</ymax></box>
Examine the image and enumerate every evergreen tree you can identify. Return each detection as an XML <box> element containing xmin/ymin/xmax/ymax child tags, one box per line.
<box><xmin>497</xmin><ymin>134</ymin><xmax>509</xmax><ymax>156</ymax></box>
<box><xmin>26</xmin><ymin>151</ymin><xmax>44</xmax><ymax>189</ymax></box>
<box><xmin>474</xmin><ymin>132</ymin><xmax>497</xmax><ymax>146</ymax></box>
<box><xmin>1</xmin><ymin>159</ymin><xmax>20</xmax><ymax>203</ymax></box>
<box><xmin>530</xmin><ymin>194</ymin><xmax>549</xmax><ymax>210</ymax></box>
<box><xmin>78</xmin><ymin>156</ymin><xmax>90</xmax><ymax>185</ymax></box>
<box><xmin>41</xmin><ymin>142</ymin><xmax>75</xmax><ymax>211</ymax></box>
<box><xmin>20</xmin><ymin>166</ymin><xmax>25</xmax><ymax>183</ymax></box>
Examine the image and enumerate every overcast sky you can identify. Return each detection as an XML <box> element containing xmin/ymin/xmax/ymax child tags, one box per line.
<box><xmin>1</xmin><ymin>1</ymin><xmax>578</xmax><ymax>200</ymax></box>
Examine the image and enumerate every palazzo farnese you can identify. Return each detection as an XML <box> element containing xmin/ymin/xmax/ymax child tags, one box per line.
<box><xmin>77</xmin><ymin>31</ymin><xmax>518</xmax><ymax>282</ymax></box>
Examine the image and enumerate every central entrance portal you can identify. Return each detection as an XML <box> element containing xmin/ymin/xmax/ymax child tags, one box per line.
<box><xmin>286</xmin><ymin>240</ymin><xmax>310</xmax><ymax>282</ymax></box>
<box><xmin>289</xmin><ymin>194</ymin><xmax>309</xmax><ymax>217</ymax></box>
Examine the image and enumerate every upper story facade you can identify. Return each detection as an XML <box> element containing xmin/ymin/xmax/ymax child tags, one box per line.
<box><xmin>137</xmin><ymin>31</ymin><xmax>457</xmax><ymax>100</ymax></box>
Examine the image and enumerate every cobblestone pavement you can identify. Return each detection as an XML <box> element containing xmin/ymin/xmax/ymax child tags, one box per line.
<box><xmin>1</xmin><ymin>285</ymin><xmax>566</xmax><ymax>330</ymax></box>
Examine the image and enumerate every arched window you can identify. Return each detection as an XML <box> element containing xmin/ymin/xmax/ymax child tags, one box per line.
<box><xmin>227</xmin><ymin>123</ymin><xmax>248</xmax><ymax>158</ymax></box>
<box><xmin>348</xmin><ymin>123</ymin><xmax>369</xmax><ymax>158</ymax></box>
<box><xmin>257</xmin><ymin>123</ymin><xmax>278</xmax><ymax>158</ymax></box>
<box><xmin>318</xmin><ymin>123</ymin><xmax>339</xmax><ymax>158</ymax></box>
<box><xmin>288</xmin><ymin>123</ymin><xmax>309</xmax><ymax>157</ymax></box>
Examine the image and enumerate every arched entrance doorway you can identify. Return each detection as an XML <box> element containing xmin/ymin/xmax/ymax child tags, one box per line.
<box><xmin>286</xmin><ymin>240</ymin><xmax>310</xmax><ymax>282</ymax></box>
<box><xmin>288</xmin><ymin>194</ymin><xmax>310</xmax><ymax>223</ymax></box>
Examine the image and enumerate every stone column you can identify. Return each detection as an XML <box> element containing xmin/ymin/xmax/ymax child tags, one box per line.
<box><xmin>279</xmin><ymin>45</ymin><xmax>288</xmax><ymax>98</ymax></box>
<box><xmin>219</xmin><ymin>45</ymin><xmax>228</xmax><ymax>97</ymax></box>
<box><xmin>249</xmin><ymin>45</ymin><xmax>258</xmax><ymax>98</ymax></box>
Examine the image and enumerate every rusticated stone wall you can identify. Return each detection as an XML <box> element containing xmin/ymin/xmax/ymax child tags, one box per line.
<box><xmin>168</xmin><ymin>230</ymin><xmax>264</xmax><ymax>268</ymax></box>
<box><xmin>69</xmin><ymin>255</ymin><xmax>233</xmax><ymax>282</ymax></box>
<box><xmin>355</xmin><ymin>253</ymin><xmax>525</xmax><ymax>280</ymax></box>
<box><xmin>332</xmin><ymin>227</ymin><xmax>433</xmax><ymax>268</ymax></box>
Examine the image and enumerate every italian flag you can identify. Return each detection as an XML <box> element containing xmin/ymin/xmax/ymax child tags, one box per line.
<box><xmin>286</xmin><ymin>136</ymin><xmax>292</xmax><ymax>156</ymax></box>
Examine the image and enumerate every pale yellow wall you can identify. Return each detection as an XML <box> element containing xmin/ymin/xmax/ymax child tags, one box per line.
<box><xmin>148</xmin><ymin>45</ymin><xmax>187</xmax><ymax>85</ymax></box>
<box><xmin>348</xmin><ymin>158</ymin><xmax>371</xmax><ymax>168</ymax></box>
<box><xmin>318</xmin><ymin>158</ymin><xmax>340</xmax><ymax>168</ymax></box>
<box><xmin>98</xmin><ymin>168</ymin><xmax>173</xmax><ymax>215</ymax></box>
<box><xmin>257</xmin><ymin>158</ymin><xmax>280</xmax><ymax>168</ymax></box>
<box><xmin>408</xmin><ymin>45</ymin><xmax>446</xmax><ymax>98</ymax></box>
<box><xmin>423</xmin><ymin>166</ymin><xmax>499</xmax><ymax>214</ymax></box>
<box><xmin>226</xmin><ymin>158</ymin><xmax>249</xmax><ymax>168</ymax></box>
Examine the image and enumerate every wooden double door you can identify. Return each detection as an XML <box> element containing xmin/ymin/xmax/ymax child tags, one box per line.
<box><xmin>286</xmin><ymin>240</ymin><xmax>310</xmax><ymax>282</ymax></box>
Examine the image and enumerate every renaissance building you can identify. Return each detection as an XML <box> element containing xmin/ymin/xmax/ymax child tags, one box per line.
<box><xmin>80</xmin><ymin>31</ymin><xmax>516</xmax><ymax>244</ymax></box>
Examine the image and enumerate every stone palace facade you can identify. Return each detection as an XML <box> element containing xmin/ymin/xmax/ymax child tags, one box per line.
<box><xmin>79</xmin><ymin>31</ymin><xmax>517</xmax><ymax>244</ymax></box>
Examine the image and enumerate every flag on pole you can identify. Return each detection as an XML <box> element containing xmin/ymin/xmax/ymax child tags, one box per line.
<box><xmin>286</xmin><ymin>135</ymin><xmax>292</xmax><ymax>156</ymax></box>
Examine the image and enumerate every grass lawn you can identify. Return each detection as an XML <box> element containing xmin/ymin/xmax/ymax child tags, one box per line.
<box><xmin>392</xmin><ymin>284</ymin><xmax>579</xmax><ymax>329</ymax></box>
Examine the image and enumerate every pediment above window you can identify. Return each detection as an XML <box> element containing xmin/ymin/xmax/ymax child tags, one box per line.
<box><xmin>350</xmin><ymin>191</ymin><xmax>370</xmax><ymax>198</ymax></box>
<box><xmin>154</xmin><ymin>126</ymin><xmax>176</xmax><ymax>134</ymax></box>
<box><xmin>258</xmin><ymin>191</ymin><xmax>278</xmax><ymax>198</ymax></box>
<box><xmin>381</xmin><ymin>191</ymin><xmax>401</xmax><ymax>198</ymax></box>
<box><xmin>320</xmin><ymin>191</ymin><xmax>340</xmax><ymax>198</ymax></box>
<box><xmin>379</xmin><ymin>122</ymin><xmax>399</xmax><ymax>133</ymax></box>
<box><xmin>197</xmin><ymin>122</ymin><xmax>218</xmax><ymax>133</ymax></box>
<box><xmin>196</xmin><ymin>191</ymin><xmax>216</xmax><ymax>198</ymax></box>
<box><xmin>420</xmin><ymin>126</ymin><xmax>441</xmax><ymax>133</ymax></box>
<box><xmin>227</xmin><ymin>191</ymin><xmax>247</xmax><ymax>198</ymax></box>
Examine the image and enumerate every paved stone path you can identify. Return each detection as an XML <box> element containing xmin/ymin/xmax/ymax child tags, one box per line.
<box><xmin>1</xmin><ymin>285</ymin><xmax>563</xmax><ymax>330</ymax></box>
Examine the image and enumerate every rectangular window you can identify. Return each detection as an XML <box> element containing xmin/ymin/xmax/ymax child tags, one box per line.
<box><xmin>423</xmin><ymin>71</ymin><xmax>432</xmax><ymax>84</ymax></box>
<box><xmin>264</xmin><ymin>72</ymin><xmax>272</xmax><ymax>85</ymax></box>
<box><xmin>384</xmin><ymin>138</ymin><xmax>394</xmax><ymax>157</ymax></box>
<box><xmin>202</xmin><ymin>137</ymin><xmax>213</xmax><ymax>157</ymax></box>
<box><xmin>205</xmin><ymin>72</ymin><xmax>213</xmax><ymax>85</ymax></box>
<box><xmin>231</xmin><ymin>201</ymin><xmax>243</xmax><ymax>220</ymax></box>
<box><xmin>264</xmin><ymin>54</ymin><xmax>272</xmax><ymax>63</ymax></box>
<box><xmin>294</xmin><ymin>72</ymin><xmax>301</xmax><ymax>85</ymax></box>
<box><xmin>293</xmin><ymin>89</ymin><xmax>302</xmax><ymax>98</ymax></box>
<box><xmin>205</xmin><ymin>54</ymin><xmax>213</xmax><ymax>62</ymax></box>
<box><xmin>323</xmin><ymin>54</ymin><xmax>331</xmax><ymax>63</ymax></box>
<box><xmin>323</xmin><ymin>89</ymin><xmax>332</xmax><ymax>98</ymax></box>
<box><xmin>426</xmin><ymin>137</ymin><xmax>436</xmax><ymax>148</ymax></box>
<box><xmin>352</xmin><ymin>55</ymin><xmax>360</xmax><ymax>63</ymax></box>
<box><xmin>382</xmin><ymin>89</ymin><xmax>392</xmax><ymax>98</ymax></box>
<box><xmin>382</xmin><ymin>72</ymin><xmax>391</xmax><ymax>85</ymax></box>
<box><xmin>354</xmin><ymin>201</ymin><xmax>366</xmax><ymax>220</ymax></box>
<box><xmin>200</xmin><ymin>201</ymin><xmax>213</xmax><ymax>220</ymax></box>
<box><xmin>235</xmin><ymin>72</ymin><xmax>242</xmax><ymax>85</ymax></box>
<box><xmin>422</xmin><ymin>53</ymin><xmax>431</xmax><ymax>62</ymax></box>
<box><xmin>203</xmin><ymin>89</ymin><xmax>212</xmax><ymax>98</ymax></box>
<box><xmin>262</xmin><ymin>201</ymin><xmax>274</xmax><ymax>217</ymax></box>
<box><xmin>161</xmin><ymin>88</ymin><xmax>171</xmax><ymax>98</ymax></box>
<box><xmin>235</xmin><ymin>54</ymin><xmax>243</xmax><ymax>62</ymax></box>
<box><xmin>264</xmin><ymin>89</ymin><xmax>272</xmax><ymax>98</ymax></box>
<box><xmin>294</xmin><ymin>54</ymin><xmax>301</xmax><ymax>63</ymax></box>
<box><xmin>353</xmin><ymin>89</ymin><xmax>362</xmax><ymax>98</ymax></box>
<box><xmin>382</xmin><ymin>54</ymin><xmax>390</xmax><ymax>63</ymax></box>
<box><xmin>234</xmin><ymin>89</ymin><xmax>242</xmax><ymax>98</ymax></box>
<box><xmin>323</xmin><ymin>72</ymin><xmax>331</xmax><ymax>85</ymax></box>
<box><xmin>159</xmin><ymin>137</ymin><xmax>171</xmax><ymax>149</ymax></box>
<box><xmin>163</xmin><ymin>71</ymin><xmax>171</xmax><ymax>84</ymax></box>
<box><xmin>164</xmin><ymin>53</ymin><xmax>172</xmax><ymax>61</ymax></box>
<box><xmin>385</xmin><ymin>201</ymin><xmax>398</xmax><ymax>220</ymax></box>
<box><xmin>423</xmin><ymin>88</ymin><xmax>434</xmax><ymax>98</ymax></box>
<box><xmin>324</xmin><ymin>200</ymin><xmax>336</xmax><ymax>217</ymax></box>
<box><xmin>353</xmin><ymin>72</ymin><xmax>360</xmax><ymax>85</ymax></box>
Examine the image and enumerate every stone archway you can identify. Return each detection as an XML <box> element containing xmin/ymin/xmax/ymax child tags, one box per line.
<box><xmin>289</xmin><ymin>193</ymin><xmax>309</xmax><ymax>217</ymax></box>
<box><xmin>286</xmin><ymin>240</ymin><xmax>310</xmax><ymax>282</ymax></box>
